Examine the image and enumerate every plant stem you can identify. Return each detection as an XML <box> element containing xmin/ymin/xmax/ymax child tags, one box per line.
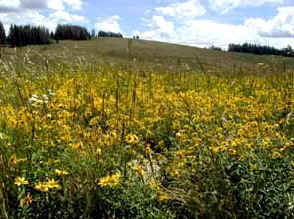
<box><xmin>0</xmin><ymin>183</ymin><xmax>8</xmax><ymax>219</ymax></box>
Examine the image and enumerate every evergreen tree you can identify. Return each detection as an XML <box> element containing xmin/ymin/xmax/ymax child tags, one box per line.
<box><xmin>98</xmin><ymin>30</ymin><xmax>123</xmax><ymax>38</ymax></box>
<box><xmin>228</xmin><ymin>43</ymin><xmax>294</xmax><ymax>57</ymax></box>
<box><xmin>0</xmin><ymin>21</ymin><xmax>5</xmax><ymax>44</ymax></box>
<box><xmin>7</xmin><ymin>24</ymin><xmax>50</xmax><ymax>47</ymax></box>
<box><xmin>50</xmin><ymin>31</ymin><xmax>55</xmax><ymax>39</ymax></box>
<box><xmin>55</xmin><ymin>25</ymin><xmax>90</xmax><ymax>41</ymax></box>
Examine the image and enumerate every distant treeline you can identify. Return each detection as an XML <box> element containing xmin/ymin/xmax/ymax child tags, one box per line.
<box><xmin>228</xmin><ymin>43</ymin><xmax>294</xmax><ymax>57</ymax></box>
<box><xmin>55</xmin><ymin>24</ymin><xmax>90</xmax><ymax>41</ymax></box>
<box><xmin>0</xmin><ymin>21</ymin><xmax>5</xmax><ymax>44</ymax></box>
<box><xmin>0</xmin><ymin>21</ymin><xmax>124</xmax><ymax>47</ymax></box>
<box><xmin>6</xmin><ymin>25</ymin><xmax>50</xmax><ymax>47</ymax></box>
<box><xmin>97</xmin><ymin>31</ymin><xmax>123</xmax><ymax>38</ymax></box>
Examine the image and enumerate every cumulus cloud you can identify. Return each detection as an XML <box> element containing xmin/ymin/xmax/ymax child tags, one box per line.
<box><xmin>0</xmin><ymin>0</ymin><xmax>86</xmax><ymax>32</ymax></box>
<box><xmin>51</xmin><ymin>0</ymin><xmax>83</xmax><ymax>11</ymax></box>
<box><xmin>48</xmin><ymin>0</ymin><xmax>84</xmax><ymax>11</ymax></box>
<box><xmin>0</xmin><ymin>0</ymin><xmax>20</xmax><ymax>12</ymax></box>
<box><xmin>245</xmin><ymin>6</ymin><xmax>294</xmax><ymax>38</ymax></box>
<box><xmin>135</xmin><ymin>17</ymin><xmax>258</xmax><ymax>49</ymax></box>
<box><xmin>0</xmin><ymin>10</ymin><xmax>47</xmax><ymax>27</ymax></box>
<box><xmin>209</xmin><ymin>0</ymin><xmax>284</xmax><ymax>14</ymax></box>
<box><xmin>95</xmin><ymin>15</ymin><xmax>122</xmax><ymax>33</ymax></box>
<box><xmin>47</xmin><ymin>0</ymin><xmax>65</xmax><ymax>10</ymax></box>
<box><xmin>49</xmin><ymin>10</ymin><xmax>87</xmax><ymax>23</ymax></box>
<box><xmin>155</xmin><ymin>0</ymin><xmax>206</xmax><ymax>18</ymax></box>
<box><xmin>133</xmin><ymin>0</ymin><xmax>294</xmax><ymax>49</ymax></box>
<box><xmin>177</xmin><ymin>20</ymin><xmax>258</xmax><ymax>48</ymax></box>
<box><xmin>135</xmin><ymin>16</ymin><xmax>175</xmax><ymax>42</ymax></box>
<box><xmin>0</xmin><ymin>0</ymin><xmax>83</xmax><ymax>12</ymax></box>
<box><xmin>0</xmin><ymin>9</ymin><xmax>87</xmax><ymax>32</ymax></box>
<box><xmin>135</xmin><ymin>8</ymin><xmax>294</xmax><ymax>50</ymax></box>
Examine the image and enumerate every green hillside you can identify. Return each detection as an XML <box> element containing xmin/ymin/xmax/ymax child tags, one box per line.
<box><xmin>1</xmin><ymin>37</ymin><xmax>293</xmax><ymax>74</ymax></box>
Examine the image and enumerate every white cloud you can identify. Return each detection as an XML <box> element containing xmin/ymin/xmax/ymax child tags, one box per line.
<box><xmin>67</xmin><ymin>0</ymin><xmax>83</xmax><ymax>11</ymax></box>
<box><xmin>95</xmin><ymin>15</ymin><xmax>122</xmax><ymax>33</ymax></box>
<box><xmin>177</xmin><ymin>20</ymin><xmax>257</xmax><ymax>48</ymax></box>
<box><xmin>0</xmin><ymin>0</ymin><xmax>20</xmax><ymax>11</ymax></box>
<box><xmin>0</xmin><ymin>0</ymin><xmax>20</xmax><ymax>8</ymax></box>
<box><xmin>135</xmin><ymin>12</ymin><xmax>294</xmax><ymax>50</ymax></box>
<box><xmin>47</xmin><ymin>0</ymin><xmax>83</xmax><ymax>11</ymax></box>
<box><xmin>136</xmin><ymin>17</ymin><xmax>257</xmax><ymax>49</ymax></box>
<box><xmin>134</xmin><ymin>0</ymin><xmax>294</xmax><ymax>49</ymax></box>
<box><xmin>49</xmin><ymin>10</ymin><xmax>86</xmax><ymax>23</ymax></box>
<box><xmin>136</xmin><ymin>16</ymin><xmax>175</xmax><ymax>41</ymax></box>
<box><xmin>245</xmin><ymin>6</ymin><xmax>294</xmax><ymax>38</ymax></box>
<box><xmin>149</xmin><ymin>16</ymin><xmax>175</xmax><ymax>35</ymax></box>
<box><xmin>156</xmin><ymin>0</ymin><xmax>206</xmax><ymax>18</ymax></box>
<box><xmin>0</xmin><ymin>10</ymin><xmax>46</xmax><ymax>27</ymax></box>
<box><xmin>0</xmin><ymin>10</ymin><xmax>87</xmax><ymax>33</ymax></box>
<box><xmin>47</xmin><ymin>0</ymin><xmax>65</xmax><ymax>10</ymax></box>
<box><xmin>0</xmin><ymin>0</ymin><xmax>83</xmax><ymax>11</ymax></box>
<box><xmin>209</xmin><ymin>0</ymin><xmax>284</xmax><ymax>14</ymax></box>
<box><xmin>0</xmin><ymin>0</ymin><xmax>85</xmax><ymax>33</ymax></box>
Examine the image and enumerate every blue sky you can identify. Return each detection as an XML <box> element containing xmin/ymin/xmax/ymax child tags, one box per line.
<box><xmin>0</xmin><ymin>0</ymin><xmax>294</xmax><ymax>49</ymax></box>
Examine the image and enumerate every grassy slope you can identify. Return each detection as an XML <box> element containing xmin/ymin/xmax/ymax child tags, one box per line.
<box><xmin>1</xmin><ymin>37</ymin><xmax>294</xmax><ymax>73</ymax></box>
<box><xmin>1</xmin><ymin>38</ymin><xmax>293</xmax><ymax>218</ymax></box>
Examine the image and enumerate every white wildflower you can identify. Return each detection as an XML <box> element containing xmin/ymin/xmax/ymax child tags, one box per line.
<box><xmin>29</xmin><ymin>94</ymin><xmax>41</xmax><ymax>104</ymax></box>
<box><xmin>29</xmin><ymin>94</ymin><xmax>49</xmax><ymax>106</ymax></box>
<box><xmin>48</xmin><ymin>89</ymin><xmax>55</xmax><ymax>96</ymax></box>
<box><xmin>0</xmin><ymin>132</ymin><xmax>6</xmax><ymax>140</ymax></box>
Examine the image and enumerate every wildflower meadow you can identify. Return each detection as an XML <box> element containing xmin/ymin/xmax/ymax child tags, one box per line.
<box><xmin>0</xmin><ymin>44</ymin><xmax>293</xmax><ymax>218</ymax></box>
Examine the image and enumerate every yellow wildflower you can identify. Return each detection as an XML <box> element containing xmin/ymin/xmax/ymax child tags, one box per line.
<box><xmin>34</xmin><ymin>179</ymin><xmax>60</xmax><ymax>192</ymax></box>
<box><xmin>145</xmin><ymin>144</ymin><xmax>152</xmax><ymax>157</ymax></box>
<box><xmin>95</xmin><ymin>148</ymin><xmax>102</xmax><ymax>156</ymax></box>
<box><xmin>272</xmin><ymin>151</ymin><xmax>281</xmax><ymax>159</ymax></box>
<box><xmin>89</xmin><ymin>116</ymin><xmax>100</xmax><ymax>126</ymax></box>
<box><xmin>35</xmin><ymin>182</ymin><xmax>49</xmax><ymax>192</ymax></box>
<box><xmin>71</xmin><ymin>141</ymin><xmax>84</xmax><ymax>150</ymax></box>
<box><xmin>47</xmin><ymin>179</ymin><xmax>61</xmax><ymax>189</ymax></box>
<box><xmin>250</xmin><ymin>164</ymin><xmax>257</xmax><ymax>171</ymax></box>
<box><xmin>157</xmin><ymin>192</ymin><xmax>170</xmax><ymax>202</ymax></box>
<box><xmin>15</xmin><ymin>177</ymin><xmax>29</xmax><ymax>187</ymax></box>
<box><xmin>132</xmin><ymin>164</ymin><xmax>145</xmax><ymax>178</ymax></box>
<box><xmin>98</xmin><ymin>172</ymin><xmax>121</xmax><ymax>187</ymax></box>
<box><xmin>125</xmin><ymin>134</ymin><xmax>139</xmax><ymax>145</ymax></box>
<box><xmin>149</xmin><ymin>180</ymin><xmax>160</xmax><ymax>190</ymax></box>
<box><xmin>55</xmin><ymin>169</ymin><xmax>70</xmax><ymax>176</ymax></box>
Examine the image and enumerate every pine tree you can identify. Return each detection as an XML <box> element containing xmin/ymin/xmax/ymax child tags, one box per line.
<box><xmin>54</xmin><ymin>25</ymin><xmax>90</xmax><ymax>41</ymax></box>
<box><xmin>7</xmin><ymin>24</ymin><xmax>50</xmax><ymax>47</ymax></box>
<box><xmin>98</xmin><ymin>30</ymin><xmax>123</xmax><ymax>38</ymax></box>
<box><xmin>0</xmin><ymin>21</ymin><xmax>5</xmax><ymax>44</ymax></box>
<box><xmin>228</xmin><ymin>43</ymin><xmax>294</xmax><ymax>57</ymax></box>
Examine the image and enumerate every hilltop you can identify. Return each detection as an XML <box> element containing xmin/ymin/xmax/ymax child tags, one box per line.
<box><xmin>1</xmin><ymin>37</ymin><xmax>293</xmax><ymax>74</ymax></box>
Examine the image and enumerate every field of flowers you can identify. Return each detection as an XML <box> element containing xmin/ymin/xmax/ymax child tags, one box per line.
<box><xmin>0</xmin><ymin>55</ymin><xmax>293</xmax><ymax>218</ymax></box>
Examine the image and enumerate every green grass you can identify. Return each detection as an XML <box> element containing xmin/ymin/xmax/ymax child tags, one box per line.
<box><xmin>1</xmin><ymin>38</ymin><xmax>293</xmax><ymax>74</ymax></box>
